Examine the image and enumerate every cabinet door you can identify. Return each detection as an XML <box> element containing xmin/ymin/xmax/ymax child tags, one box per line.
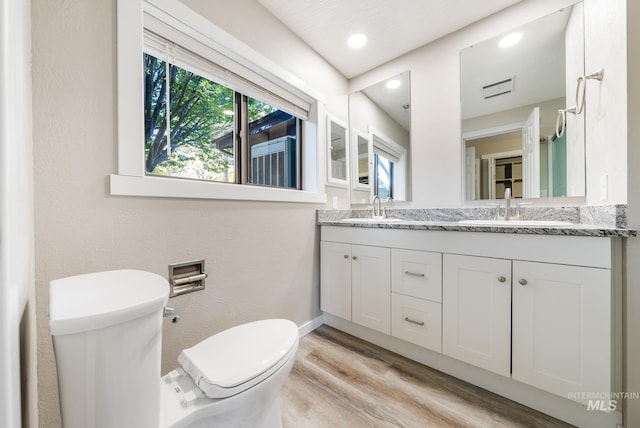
<box><xmin>512</xmin><ymin>261</ymin><xmax>611</xmax><ymax>404</ymax></box>
<box><xmin>391</xmin><ymin>249</ymin><xmax>442</xmax><ymax>302</ymax></box>
<box><xmin>320</xmin><ymin>241</ymin><xmax>352</xmax><ymax>320</ymax></box>
<box><xmin>351</xmin><ymin>245</ymin><xmax>391</xmax><ymax>334</ymax></box>
<box><xmin>442</xmin><ymin>254</ymin><xmax>511</xmax><ymax>377</ymax></box>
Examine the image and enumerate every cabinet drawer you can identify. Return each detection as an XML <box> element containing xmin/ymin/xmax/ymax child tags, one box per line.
<box><xmin>392</xmin><ymin>249</ymin><xmax>442</xmax><ymax>302</ymax></box>
<box><xmin>391</xmin><ymin>293</ymin><xmax>442</xmax><ymax>352</ymax></box>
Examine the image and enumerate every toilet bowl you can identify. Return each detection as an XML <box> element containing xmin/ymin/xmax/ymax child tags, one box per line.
<box><xmin>49</xmin><ymin>269</ymin><xmax>299</xmax><ymax>428</ymax></box>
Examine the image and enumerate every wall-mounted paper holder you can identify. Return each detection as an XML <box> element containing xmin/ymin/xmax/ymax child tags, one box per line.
<box><xmin>168</xmin><ymin>259</ymin><xmax>207</xmax><ymax>297</ymax></box>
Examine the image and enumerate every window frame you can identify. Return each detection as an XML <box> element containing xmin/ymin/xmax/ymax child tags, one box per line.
<box><xmin>112</xmin><ymin>0</ymin><xmax>326</xmax><ymax>203</ymax></box>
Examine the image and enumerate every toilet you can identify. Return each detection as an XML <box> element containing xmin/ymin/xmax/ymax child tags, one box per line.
<box><xmin>48</xmin><ymin>269</ymin><xmax>299</xmax><ymax>428</ymax></box>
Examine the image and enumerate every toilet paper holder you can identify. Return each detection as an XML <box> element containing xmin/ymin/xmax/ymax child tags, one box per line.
<box><xmin>169</xmin><ymin>259</ymin><xmax>207</xmax><ymax>297</ymax></box>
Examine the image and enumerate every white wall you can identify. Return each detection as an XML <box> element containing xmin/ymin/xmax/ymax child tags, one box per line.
<box><xmin>584</xmin><ymin>0</ymin><xmax>628</xmax><ymax>205</ymax></box>
<box><xmin>32</xmin><ymin>0</ymin><xmax>348</xmax><ymax>426</ymax></box>
<box><xmin>352</xmin><ymin>0</ymin><xmax>627</xmax><ymax>207</ymax></box>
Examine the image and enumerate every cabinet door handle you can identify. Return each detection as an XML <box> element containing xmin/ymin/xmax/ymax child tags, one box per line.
<box><xmin>343</xmin><ymin>254</ymin><xmax>349</xmax><ymax>259</ymax></box>
<box><xmin>352</xmin><ymin>256</ymin><xmax>358</xmax><ymax>260</ymax></box>
<box><xmin>497</xmin><ymin>276</ymin><xmax>506</xmax><ymax>283</ymax></box>
<box><xmin>519</xmin><ymin>278</ymin><xmax>528</xmax><ymax>286</ymax></box>
<box><xmin>404</xmin><ymin>271</ymin><xmax>425</xmax><ymax>278</ymax></box>
<box><xmin>404</xmin><ymin>317</ymin><xmax>425</xmax><ymax>326</ymax></box>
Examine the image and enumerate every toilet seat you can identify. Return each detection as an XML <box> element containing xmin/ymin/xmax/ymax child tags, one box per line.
<box><xmin>177</xmin><ymin>319</ymin><xmax>298</xmax><ymax>399</ymax></box>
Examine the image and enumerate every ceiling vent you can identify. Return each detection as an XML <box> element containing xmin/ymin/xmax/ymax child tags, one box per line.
<box><xmin>482</xmin><ymin>77</ymin><xmax>514</xmax><ymax>99</ymax></box>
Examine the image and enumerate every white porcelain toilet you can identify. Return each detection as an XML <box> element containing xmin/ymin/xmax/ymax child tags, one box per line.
<box><xmin>49</xmin><ymin>269</ymin><xmax>299</xmax><ymax>428</ymax></box>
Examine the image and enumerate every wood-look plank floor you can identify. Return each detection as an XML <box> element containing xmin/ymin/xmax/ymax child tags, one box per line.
<box><xmin>279</xmin><ymin>325</ymin><xmax>574</xmax><ymax>428</ymax></box>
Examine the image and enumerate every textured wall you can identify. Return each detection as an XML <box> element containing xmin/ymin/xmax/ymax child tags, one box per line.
<box><xmin>31</xmin><ymin>0</ymin><xmax>347</xmax><ymax>426</ymax></box>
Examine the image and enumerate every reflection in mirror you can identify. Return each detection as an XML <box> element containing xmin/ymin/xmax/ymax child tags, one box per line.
<box><xmin>461</xmin><ymin>3</ymin><xmax>585</xmax><ymax>201</ymax></box>
<box><xmin>349</xmin><ymin>71</ymin><xmax>411</xmax><ymax>204</ymax></box>
<box><xmin>351</xmin><ymin>129</ymin><xmax>371</xmax><ymax>191</ymax></box>
<box><xmin>326</xmin><ymin>115</ymin><xmax>348</xmax><ymax>187</ymax></box>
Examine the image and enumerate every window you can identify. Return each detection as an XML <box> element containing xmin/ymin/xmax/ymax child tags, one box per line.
<box><xmin>112</xmin><ymin>0</ymin><xmax>325</xmax><ymax>203</ymax></box>
<box><xmin>373</xmin><ymin>153</ymin><xmax>394</xmax><ymax>199</ymax></box>
<box><xmin>143</xmin><ymin>52</ymin><xmax>301</xmax><ymax>189</ymax></box>
<box><xmin>370</xmin><ymin>128</ymin><xmax>407</xmax><ymax>200</ymax></box>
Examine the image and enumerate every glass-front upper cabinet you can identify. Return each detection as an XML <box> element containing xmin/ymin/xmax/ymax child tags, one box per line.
<box><xmin>326</xmin><ymin>115</ymin><xmax>349</xmax><ymax>187</ymax></box>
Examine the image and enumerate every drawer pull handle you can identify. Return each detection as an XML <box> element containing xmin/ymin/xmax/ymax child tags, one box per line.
<box><xmin>497</xmin><ymin>276</ymin><xmax>506</xmax><ymax>283</ymax></box>
<box><xmin>404</xmin><ymin>317</ymin><xmax>425</xmax><ymax>326</ymax></box>
<box><xmin>343</xmin><ymin>254</ymin><xmax>349</xmax><ymax>259</ymax></box>
<box><xmin>404</xmin><ymin>271</ymin><xmax>425</xmax><ymax>278</ymax></box>
<box><xmin>352</xmin><ymin>256</ymin><xmax>358</xmax><ymax>261</ymax></box>
<box><xmin>519</xmin><ymin>278</ymin><xmax>528</xmax><ymax>286</ymax></box>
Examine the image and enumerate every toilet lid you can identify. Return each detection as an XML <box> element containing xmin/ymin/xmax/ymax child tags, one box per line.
<box><xmin>177</xmin><ymin>319</ymin><xmax>299</xmax><ymax>399</ymax></box>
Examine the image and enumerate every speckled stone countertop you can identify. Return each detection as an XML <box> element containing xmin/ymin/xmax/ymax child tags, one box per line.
<box><xmin>317</xmin><ymin>206</ymin><xmax>637</xmax><ymax>238</ymax></box>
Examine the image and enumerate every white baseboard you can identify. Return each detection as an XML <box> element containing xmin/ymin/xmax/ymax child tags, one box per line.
<box><xmin>297</xmin><ymin>313</ymin><xmax>326</xmax><ymax>337</ymax></box>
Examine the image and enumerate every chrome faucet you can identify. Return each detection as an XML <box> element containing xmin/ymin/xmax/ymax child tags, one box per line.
<box><xmin>503</xmin><ymin>188</ymin><xmax>512</xmax><ymax>220</ymax></box>
<box><xmin>384</xmin><ymin>197</ymin><xmax>393</xmax><ymax>218</ymax></box>
<box><xmin>492</xmin><ymin>188</ymin><xmax>530</xmax><ymax>221</ymax></box>
<box><xmin>372</xmin><ymin>195</ymin><xmax>382</xmax><ymax>217</ymax></box>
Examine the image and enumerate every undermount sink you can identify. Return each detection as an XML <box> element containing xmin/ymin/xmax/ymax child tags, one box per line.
<box><xmin>457</xmin><ymin>219</ymin><xmax>573</xmax><ymax>227</ymax></box>
<box><xmin>340</xmin><ymin>217</ymin><xmax>404</xmax><ymax>224</ymax></box>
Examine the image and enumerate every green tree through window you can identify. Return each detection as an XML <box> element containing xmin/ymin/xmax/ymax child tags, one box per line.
<box><xmin>143</xmin><ymin>53</ymin><xmax>300</xmax><ymax>188</ymax></box>
<box><xmin>144</xmin><ymin>53</ymin><xmax>235</xmax><ymax>181</ymax></box>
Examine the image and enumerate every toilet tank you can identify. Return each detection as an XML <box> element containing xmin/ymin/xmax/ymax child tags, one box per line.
<box><xmin>49</xmin><ymin>270</ymin><xmax>169</xmax><ymax>428</ymax></box>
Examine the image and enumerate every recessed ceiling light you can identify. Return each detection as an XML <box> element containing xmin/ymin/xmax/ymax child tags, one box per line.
<box><xmin>386</xmin><ymin>79</ymin><xmax>401</xmax><ymax>89</ymax></box>
<box><xmin>499</xmin><ymin>32</ymin><xmax>522</xmax><ymax>48</ymax></box>
<box><xmin>347</xmin><ymin>33</ymin><xmax>367</xmax><ymax>49</ymax></box>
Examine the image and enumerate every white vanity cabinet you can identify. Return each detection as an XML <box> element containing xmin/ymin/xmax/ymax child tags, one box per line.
<box><xmin>320</xmin><ymin>225</ymin><xmax>622</xmax><ymax>425</ymax></box>
<box><xmin>512</xmin><ymin>261</ymin><xmax>612</xmax><ymax>405</ymax></box>
<box><xmin>320</xmin><ymin>240</ymin><xmax>391</xmax><ymax>334</ymax></box>
<box><xmin>442</xmin><ymin>254</ymin><xmax>512</xmax><ymax>377</ymax></box>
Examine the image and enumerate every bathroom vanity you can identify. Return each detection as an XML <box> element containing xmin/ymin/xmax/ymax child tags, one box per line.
<box><xmin>318</xmin><ymin>216</ymin><xmax>633</xmax><ymax>428</ymax></box>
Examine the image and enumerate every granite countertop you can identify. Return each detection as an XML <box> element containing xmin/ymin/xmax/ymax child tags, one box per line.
<box><xmin>317</xmin><ymin>207</ymin><xmax>637</xmax><ymax>238</ymax></box>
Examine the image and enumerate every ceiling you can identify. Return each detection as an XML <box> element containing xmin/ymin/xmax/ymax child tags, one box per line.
<box><xmin>257</xmin><ymin>0</ymin><xmax>523</xmax><ymax>78</ymax></box>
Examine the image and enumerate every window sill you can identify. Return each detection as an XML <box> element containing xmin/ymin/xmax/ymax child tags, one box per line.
<box><xmin>109</xmin><ymin>174</ymin><xmax>327</xmax><ymax>204</ymax></box>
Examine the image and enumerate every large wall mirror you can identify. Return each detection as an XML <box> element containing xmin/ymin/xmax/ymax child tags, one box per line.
<box><xmin>461</xmin><ymin>2</ymin><xmax>585</xmax><ymax>201</ymax></box>
<box><xmin>349</xmin><ymin>71</ymin><xmax>411</xmax><ymax>204</ymax></box>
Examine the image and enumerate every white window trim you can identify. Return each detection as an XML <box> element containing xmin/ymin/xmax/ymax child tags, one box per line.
<box><xmin>113</xmin><ymin>0</ymin><xmax>326</xmax><ymax>203</ymax></box>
